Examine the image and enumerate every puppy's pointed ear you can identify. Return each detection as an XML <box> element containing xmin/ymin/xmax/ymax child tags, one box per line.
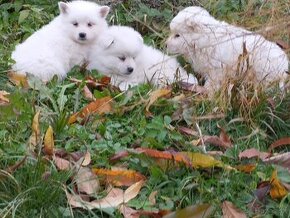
<box><xmin>99</xmin><ymin>6</ymin><xmax>110</xmax><ymax>18</ymax></box>
<box><xmin>58</xmin><ymin>2</ymin><xmax>69</xmax><ymax>14</ymax></box>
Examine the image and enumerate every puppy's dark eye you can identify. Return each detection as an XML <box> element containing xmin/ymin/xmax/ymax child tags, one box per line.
<box><xmin>119</xmin><ymin>57</ymin><xmax>126</xmax><ymax>61</ymax></box>
<box><xmin>72</xmin><ymin>22</ymin><xmax>78</xmax><ymax>27</ymax></box>
<box><xmin>175</xmin><ymin>34</ymin><xmax>180</xmax><ymax>38</ymax></box>
<box><xmin>88</xmin><ymin>22</ymin><xmax>93</xmax><ymax>27</ymax></box>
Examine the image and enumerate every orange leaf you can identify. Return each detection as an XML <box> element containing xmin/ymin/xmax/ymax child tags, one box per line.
<box><xmin>135</xmin><ymin>148</ymin><xmax>190</xmax><ymax>166</ymax></box>
<box><xmin>236</xmin><ymin>164</ymin><xmax>256</xmax><ymax>173</ymax></box>
<box><xmin>270</xmin><ymin>170</ymin><xmax>288</xmax><ymax>199</ymax></box>
<box><xmin>43</xmin><ymin>125</ymin><xmax>54</xmax><ymax>156</ymax></box>
<box><xmin>68</xmin><ymin>96</ymin><xmax>112</xmax><ymax>124</ymax></box>
<box><xmin>8</xmin><ymin>71</ymin><xmax>29</xmax><ymax>88</ymax></box>
<box><xmin>92</xmin><ymin>168</ymin><xmax>146</xmax><ymax>186</ymax></box>
<box><xmin>222</xmin><ymin>201</ymin><xmax>247</xmax><ymax>218</ymax></box>
<box><xmin>145</xmin><ymin>89</ymin><xmax>171</xmax><ymax>114</ymax></box>
<box><xmin>269</xmin><ymin>137</ymin><xmax>290</xmax><ymax>152</ymax></box>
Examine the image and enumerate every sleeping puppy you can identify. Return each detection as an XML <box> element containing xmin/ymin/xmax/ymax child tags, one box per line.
<box><xmin>88</xmin><ymin>25</ymin><xmax>197</xmax><ymax>90</ymax></box>
<box><xmin>166</xmin><ymin>6</ymin><xmax>289</xmax><ymax>94</ymax></box>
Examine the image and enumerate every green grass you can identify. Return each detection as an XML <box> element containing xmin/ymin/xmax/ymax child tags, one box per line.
<box><xmin>1</xmin><ymin>0</ymin><xmax>290</xmax><ymax>217</ymax></box>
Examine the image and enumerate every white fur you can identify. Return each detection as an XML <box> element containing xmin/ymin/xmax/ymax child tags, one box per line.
<box><xmin>12</xmin><ymin>1</ymin><xmax>109</xmax><ymax>82</ymax></box>
<box><xmin>166</xmin><ymin>6</ymin><xmax>289</xmax><ymax>93</ymax></box>
<box><xmin>88</xmin><ymin>26</ymin><xmax>198</xmax><ymax>90</ymax></box>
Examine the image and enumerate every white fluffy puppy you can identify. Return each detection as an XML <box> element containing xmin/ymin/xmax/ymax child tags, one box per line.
<box><xmin>166</xmin><ymin>6</ymin><xmax>289</xmax><ymax>93</ymax></box>
<box><xmin>12</xmin><ymin>1</ymin><xmax>109</xmax><ymax>82</ymax></box>
<box><xmin>88</xmin><ymin>26</ymin><xmax>197</xmax><ymax>90</ymax></box>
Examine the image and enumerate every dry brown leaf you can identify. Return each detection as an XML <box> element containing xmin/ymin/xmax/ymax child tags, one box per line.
<box><xmin>239</xmin><ymin>148</ymin><xmax>270</xmax><ymax>160</ymax></box>
<box><xmin>43</xmin><ymin>125</ymin><xmax>54</xmax><ymax>156</ymax></box>
<box><xmin>110</xmin><ymin>150</ymin><xmax>130</xmax><ymax>162</ymax></box>
<box><xmin>53</xmin><ymin>156</ymin><xmax>71</xmax><ymax>171</ymax></box>
<box><xmin>92</xmin><ymin>168</ymin><xmax>146</xmax><ymax>187</ymax></box>
<box><xmin>75</xmin><ymin>167</ymin><xmax>99</xmax><ymax>195</ymax></box>
<box><xmin>236</xmin><ymin>164</ymin><xmax>256</xmax><ymax>173</ymax></box>
<box><xmin>81</xmin><ymin>151</ymin><xmax>91</xmax><ymax>166</ymax></box>
<box><xmin>217</xmin><ymin>124</ymin><xmax>233</xmax><ymax>148</ymax></box>
<box><xmin>119</xmin><ymin>204</ymin><xmax>139</xmax><ymax>218</ymax></box>
<box><xmin>28</xmin><ymin>111</ymin><xmax>41</xmax><ymax>149</ymax></box>
<box><xmin>202</xmin><ymin>136</ymin><xmax>232</xmax><ymax>149</ymax></box>
<box><xmin>178</xmin><ymin>126</ymin><xmax>199</xmax><ymax>136</ymax></box>
<box><xmin>148</xmin><ymin>191</ymin><xmax>158</xmax><ymax>205</ymax></box>
<box><xmin>268</xmin><ymin>137</ymin><xmax>290</xmax><ymax>152</ymax></box>
<box><xmin>66</xmin><ymin>180</ymin><xmax>144</xmax><ymax>209</ymax></box>
<box><xmin>263</xmin><ymin>152</ymin><xmax>290</xmax><ymax>171</ymax></box>
<box><xmin>254</xmin><ymin>181</ymin><xmax>271</xmax><ymax>202</ymax></box>
<box><xmin>163</xmin><ymin>203</ymin><xmax>214</xmax><ymax>218</ymax></box>
<box><xmin>145</xmin><ymin>88</ymin><xmax>171</xmax><ymax>115</ymax></box>
<box><xmin>222</xmin><ymin>201</ymin><xmax>247</xmax><ymax>218</ymax></box>
<box><xmin>270</xmin><ymin>169</ymin><xmax>288</xmax><ymax>199</ymax></box>
<box><xmin>68</xmin><ymin>96</ymin><xmax>113</xmax><ymax>124</ymax></box>
<box><xmin>8</xmin><ymin>71</ymin><xmax>29</xmax><ymax>88</ymax></box>
<box><xmin>0</xmin><ymin>90</ymin><xmax>10</xmax><ymax>105</ymax></box>
<box><xmin>83</xmin><ymin>85</ymin><xmax>96</xmax><ymax>101</ymax></box>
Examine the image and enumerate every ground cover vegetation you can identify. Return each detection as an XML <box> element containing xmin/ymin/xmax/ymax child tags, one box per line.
<box><xmin>0</xmin><ymin>0</ymin><xmax>290</xmax><ymax>217</ymax></box>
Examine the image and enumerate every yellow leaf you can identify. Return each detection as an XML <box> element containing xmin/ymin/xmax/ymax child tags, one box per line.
<box><xmin>8</xmin><ymin>71</ymin><xmax>29</xmax><ymax>88</ymax></box>
<box><xmin>163</xmin><ymin>203</ymin><xmax>214</xmax><ymax>218</ymax></box>
<box><xmin>182</xmin><ymin>152</ymin><xmax>224</xmax><ymax>168</ymax></box>
<box><xmin>43</xmin><ymin>125</ymin><xmax>54</xmax><ymax>156</ymax></box>
<box><xmin>29</xmin><ymin>111</ymin><xmax>41</xmax><ymax>149</ymax></box>
<box><xmin>145</xmin><ymin>88</ymin><xmax>171</xmax><ymax>114</ymax></box>
<box><xmin>270</xmin><ymin>170</ymin><xmax>288</xmax><ymax>199</ymax></box>
<box><xmin>68</xmin><ymin>96</ymin><xmax>113</xmax><ymax>124</ymax></box>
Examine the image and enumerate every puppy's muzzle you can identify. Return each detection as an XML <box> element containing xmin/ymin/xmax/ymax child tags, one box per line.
<box><xmin>125</xmin><ymin>67</ymin><xmax>134</xmax><ymax>75</ymax></box>
<box><xmin>79</xmin><ymin>32</ymin><xmax>87</xmax><ymax>40</ymax></box>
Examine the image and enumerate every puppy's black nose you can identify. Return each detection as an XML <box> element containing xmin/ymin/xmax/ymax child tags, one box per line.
<box><xmin>127</xmin><ymin>67</ymin><xmax>134</xmax><ymax>74</ymax></box>
<box><xmin>79</xmin><ymin>32</ymin><xmax>86</xmax><ymax>39</ymax></box>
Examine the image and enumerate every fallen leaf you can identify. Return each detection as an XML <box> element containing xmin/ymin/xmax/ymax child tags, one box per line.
<box><xmin>270</xmin><ymin>169</ymin><xmax>288</xmax><ymax>199</ymax></box>
<box><xmin>263</xmin><ymin>152</ymin><xmax>290</xmax><ymax>171</ymax></box>
<box><xmin>43</xmin><ymin>125</ymin><xmax>54</xmax><ymax>156</ymax></box>
<box><xmin>178</xmin><ymin>126</ymin><xmax>199</xmax><ymax>136</ymax></box>
<box><xmin>119</xmin><ymin>204</ymin><xmax>139</xmax><ymax>218</ymax></box>
<box><xmin>148</xmin><ymin>191</ymin><xmax>158</xmax><ymax>205</ymax></box>
<box><xmin>135</xmin><ymin>148</ymin><xmax>191</xmax><ymax>166</ymax></box>
<box><xmin>53</xmin><ymin>156</ymin><xmax>71</xmax><ymax>171</ymax></box>
<box><xmin>239</xmin><ymin>148</ymin><xmax>270</xmax><ymax>160</ymax></box>
<box><xmin>182</xmin><ymin>152</ymin><xmax>225</xmax><ymax>169</ymax></box>
<box><xmin>268</xmin><ymin>137</ymin><xmax>290</xmax><ymax>152</ymax></box>
<box><xmin>236</xmin><ymin>164</ymin><xmax>256</xmax><ymax>173</ymax></box>
<box><xmin>217</xmin><ymin>124</ymin><xmax>233</xmax><ymax>148</ymax></box>
<box><xmin>110</xmin><ymin>150</ymin><xmax>130</xmax><ymax>162</ymax></box>
<box><xmin>68</xmin><ymin>96</ymin><xmax>113</xmax><ymax>124</ymax></box>
<box><xmin>81</xmin><ymin>151</ymin><xmax>91</xmax><ymax>166</ymax></box>
<box><xmin>202</xmin><ymin>136</ymin><xmax>232</xmax><ymax>149</ymax></box>
<box><xmin>0</xmin><ymin>90</ymin><xmax>10</xmax><ymax>105</ymax></box>
<box><xmin>254</xmin><ymin>181</ymin><xmax>271</xmax><ymax>202</ymax></box>
<box><xmin>28</xmin><ymin>111</ymin><xmax>41</xmax><ymax>149</ymax></box>
<box><xmin>8</xmin><ymin>71</ymin><xmax>29</xmax><ymax>88</ymax></box>
<box><xmin>93</xmin><ymin>168</ymin><xmax>146</xmax><ymax>187</ymax></box>
<box><xmin>66</xmin><ymin>180</ymin><xmax>144</xmax><ymax>209</ymax></box>
<box><xmin>75</xmin><ymin>167</ymin><xmax>99</xmax><ymax>195</ymax></box>
<box><xmin>83</xmin><ymin>85</ymin><xmax>95</xmax><ymax>101</ymax></box>
<box><xmin>145</xmin><ymin>88</ymin><xmax>171</xmax><ymax>115</ymax></box>
<box><xmin>222</xmin><ymin>201</ymin><xmax>247</xmax><ymax>218</ymax></box>
<box><xmin>163</xmin><ymin>203</ymin><xmax>214</xmax><ymax>218</ymax></box>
